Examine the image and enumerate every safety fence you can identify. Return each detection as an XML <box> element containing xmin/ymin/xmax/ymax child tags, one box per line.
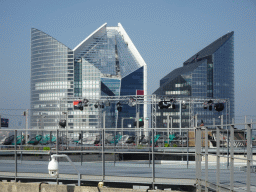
<box><xmin>0</xmin><ymin>120</ymin><xmax>255</xmax><ymax>191</ymax></box>
<box><xmin>195</xmin><ymin>117</ymin><xmax>256</xmax><ymax>192</ymax></box>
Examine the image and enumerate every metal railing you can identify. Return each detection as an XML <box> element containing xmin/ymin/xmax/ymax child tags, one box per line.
<box><xmin>195</xmin><ymin>116</ymin><xmax>256</xmax><ymax>192</ymax></box>
<box><xmin>0</xmin><ymin>118</ymin><xmax>255</xmax><ymax>191</ymax></box>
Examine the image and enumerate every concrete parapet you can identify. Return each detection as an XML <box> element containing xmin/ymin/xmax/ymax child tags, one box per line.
<box><xmin>74</xmin><ymin>186</ymin><xmax>99</xmax><ymax>192</ymax></box>
<box><xmin>0</xmin><ymin>182</ymin><xmax>177</xmax><ymax>192</ymax></box>
<box><xmin>99</xmin><ymin>187</ymin><xmax>145</xmax><ymax>192</ymax></box>
<box><xmin>41</xmin><ymin>184</ymin><xmax>68</xmax><ymax>192</ymax></box>
<box><xmin>0</xmin><ymin>182</ymin><xmax>40</xmax><ymax>192</ymax></box>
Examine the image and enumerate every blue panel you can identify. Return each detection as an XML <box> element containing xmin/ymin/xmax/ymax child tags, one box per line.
<box><xmin>117</xmin><ymin>67</ymin><xmax>144</xmax><ymax>129</ymax></box>
<box><xmin>101</xmin><ymin>78</ymin><xmax>121</xmax><ymax>96</ymax></box>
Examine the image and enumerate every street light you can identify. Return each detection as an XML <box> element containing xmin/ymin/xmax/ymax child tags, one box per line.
<box><xmin>62</xmin><ymin>112</ymin><xmax>68</xmax><ymax>147</ymax></box>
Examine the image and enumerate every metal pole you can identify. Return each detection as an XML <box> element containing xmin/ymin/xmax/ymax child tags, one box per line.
<box><xmin>136</xmin><ymin>111</ymin><xmax>139</xmax><ymax>146</ymax></box>
<box><xmin>179</xmin><ymin>101</ymin><xmax>181</xmax><ymax>135</ymax></box>
<box><xmin>167</xmin><ymin>115</ymin><xmax>170</xmax><ymax>144</ymax></box>
<box><xmin>66</xmin><ymin>113</ymin><xmax>68</xmax><ymax>149</ymax></box>
<box><xmin>171</xmin><ymin>117</ymin><xmax>173</xmax><ymax>135</ymax></box>
<box><xmin>37</xmin><ymin>119</ymin><xmax>39</xmax><ymax>135</ymax></box>
<box><xmin>246</xmin><ymin>120</ymin><xmax>252</xmax><ymax>192</ymax></box>
<box><xmin>50</xmin><ymin>131</ymin><xmax>52</xmax><ymax>145</ymax></box>
<box><xmin>121</xmin><ymin>118</ymin><xmax>124</xmax><ymax>137</ymax></box>
<box><xmin>230</xmin><ymin>118</ymin><xmax>234</xmax><ymax>191</ymax></box>
<box><xmin>14</xmin><ymin>130</ymin><xmax>17</xmax><ymax>182</ymax></box>
<box><xmin>102</xmin><ymin>111</ymin><xmax>105</xmax><ymax>181</ymax></box>
<box><xmin>20</xmin><ymin>132</ymin><xmax>23</xmax><ymax>163</ymax></box>
<box><xmin>114</xmin><ymin>130</ymin><xmax>116</xmax><ymax>167</ymax></box>
<box><xmin>195</xmin><ymin>126</ymin><xmax>201</xmax><ymax>192</ymax></box>
<box><xmin>152</xmin><ymin>128</ymin><xmax>155</xmax><ymax>190</ymax></box>
<box><xmin>56</xmin><ymin>129</ymin><xmax>59</xmax><ymax>155</ymax></box>
<box><xmin>251</xmin><ymin>118</ymin><xmax>254</xmax><ymax>168</ymax></box>
<box><xmin>216</xmin><ymin>116</ymin><xmax>222</xmax><ymax>191</ymax></box>
<box><xmin>0</xmin><ymin>115</ymin><xmax>1</xmax><ymax>129</ymax></box>
<box><xmin>205</xmin><ymin>126</ymin><xmax>208</xmax><ymax>192</ymax></box>
<box><xmin>149</xmin><ymin>130</ymin><xmax>151</xmax><ymax>167</ymax></box>
<box><xmin>81</xmin><ymin>131</ymin><xmax>83</xmax><ymax>166</ymax></box>
<box><xmin>227</xmin><ymin>127</ymin><xmax>230</xmax><ymax>168</ymax></box>
<box><xmin>25</xmin><ymin>109</ymin><xmax>28</xmax><ymax>144</ymax></box>
<box><xmin>187</xmin><ymin>129</ymin><xmax>189</xmax><ymax>169</ymax></box>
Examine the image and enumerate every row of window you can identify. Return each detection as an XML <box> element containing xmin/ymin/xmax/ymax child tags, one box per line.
<box><xmin>43</xmin><ymin>126</ymin><xmax>97</xmax><ymax>130</ymax></box>
<box><xmin>165</xmin><ymin>90</ymin><xmax>190</xmax><ymax>95</ymax></box>
<box><xmin>163</xmin><ymin>119</ymin><xmax>181</xmax><ymax>123</ymax></box>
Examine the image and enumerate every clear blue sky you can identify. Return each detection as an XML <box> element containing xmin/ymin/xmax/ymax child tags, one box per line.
<box><xmin>0</xmin><ymin>0</ymin><xmax>255</xmax><ymax>125</ymax></box>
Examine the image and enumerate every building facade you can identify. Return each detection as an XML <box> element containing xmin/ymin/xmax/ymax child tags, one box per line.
<box><xmin>31</xmin><ymin>23</ymin><xmax>147</xmax><ymax>131</ymax></box>
<box><xmin>153</xmin><ymin>32</ymin><xmax>234</xmax><ymax>129</ymax></box>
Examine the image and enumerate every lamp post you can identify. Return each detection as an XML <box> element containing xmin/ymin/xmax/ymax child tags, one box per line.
<box><xmin>167</xmin><ymin>115</ymin><xmax>173</xmax><ymax>144</ymax></box>
<box><xmin>62</xmin><ymin>112</ymin><xmax>68</xmax><ymax>148</ymax></box>
<box><xmin>40</xmin><ymin>114</ymin><xmax>46</xmax><ymax>136</ymax></box>
<box><xmin>122</xmin><ymin>117</ymin><xmax>135</xmax><ymax>136</ymax></box>
<box><xmin>179</xmin><ymin>101</ymin><xmax>182</xmax><ymax>135</ymax></box>
<box><xmin>36</xmin><ymin>119</ymin><xmax>39</xmax><ymax>135</ymax></box>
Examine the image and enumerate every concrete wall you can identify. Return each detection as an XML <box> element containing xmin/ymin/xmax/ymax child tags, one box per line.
<box><xmin>0</xmin><ymin>182</ymin><xmax>182</xmax><ymax>192</ymax></box>
<box><xmin>0</xmin><ymin>182</ymin><xmax>40</xmax><ymax>192</ymax></box>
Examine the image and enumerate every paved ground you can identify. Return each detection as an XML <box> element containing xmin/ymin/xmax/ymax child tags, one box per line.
<box><xmin>0</xmin><ymin>159</ymin><xmax>256</xmax><ymax>191</ymax></box>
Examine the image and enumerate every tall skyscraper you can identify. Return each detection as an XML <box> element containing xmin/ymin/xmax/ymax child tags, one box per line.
<box><xmin>153</xmin><ymin>32</ymin><xmax>234</xmax><ymax>128</ymax></box>
<box><xmin>31</xmin><ymin>23</ymin><xmax>147</xmax><ymax>131</ymax></box>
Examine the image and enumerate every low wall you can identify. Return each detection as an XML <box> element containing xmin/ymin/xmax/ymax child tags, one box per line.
<box><xmin>0</xmin><ymin>182</ymin><xmax>40</xmax><ymax>192</ymax></box>
<box><xmin>0</xmin><ymin>182</ymin><xmax>182</xmax><ymax>192</ymax></box>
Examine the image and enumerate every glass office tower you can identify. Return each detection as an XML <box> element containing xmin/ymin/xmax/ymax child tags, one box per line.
<box><xmin>31</xmin><ymin>23</ymin><xmax>147</xmax><ymax>130</ymax></box>
<box><xmin>154</xmin><ymin>32</ymin><xmax>234</xmax><ymax>128</ymax></box>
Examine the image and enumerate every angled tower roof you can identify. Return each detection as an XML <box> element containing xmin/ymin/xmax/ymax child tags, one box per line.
<box><xmin>183</xmin><ymin>31</ymin><xmax>234</xmax><ymax>66</ymax></box>
<box><xmin>72</xmin><ymin>23</ymin><xmax>147</xmax><ymax>78</ymax></box>
<box><xmin>31</xmin><ymin>28</ymin><xmax>72</xmax><ymax>50</ymax></box>
<box><xmin>73</xmin><ymin>23</ymin><xmax>107</xmax><ymax>59</ymax></box>
<box><xmin>159</xmin><ymin>60</ymin><xmax>204</xmax><ymax>87</ymax></box>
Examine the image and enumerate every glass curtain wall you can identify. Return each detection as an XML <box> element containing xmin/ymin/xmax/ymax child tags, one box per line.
<box><xmin>31</xmin><ymin>28</ymin><xmax>73</xmax><ymax>129</ymax></box>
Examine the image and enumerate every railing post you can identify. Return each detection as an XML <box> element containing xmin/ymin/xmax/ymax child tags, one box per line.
<box><xmin>102</xmin><ymin>111</ymin><xmax>105</xmax><ymax>181</ymax></box>
<box><xmin>152</xmin><ymin>128</ymin><xmax>155</xmax><ymax>190</ymax></box>
<box><xmin>230</xmin><ymin>118</ymin><xmax>234</xmax><ymax>191</ymax></box>
<box><xmin>167</xmin><ymin>115</ymin><xmax>170</xmax><ymax>144</ymax></box>
<box><xmin>56</xmin><ymin>129</ymin><xmax>59</xmax><ymax>155</ymax></box>
<box><xmin>114</xmin><ymin>130</ymin><xmax>116</xmax><ymax>167</ymax></box>
<box><xmin>20</xmin><ymin>131</ymin><xmax>23</xmax><ymax>163</ymax></box>
<box><xmin>81</xmin><ymin>131</ymin><xmax>83</xmax><ymax>166</ymax></box>
<box><xmin>14</xmin><ymin>130</ymin><xmax>17</xmax><ymax>182</ymax></box>
<box><xmin>216</xmin><ymin>115</ymin><xmax>222</xmax><ymax>191</ymax></box>
<box><xmin>187</xmin><ymin>129</ymin><xmax>189</xmax><ymax>169</ymax></box>
<box><xmin>205</xmin><ymin>126</ymin><xmax>208</xmax><ymax>192</ymax></box>
<box><xmin>246</xmin><ymin>121</ymin><xmax>252</xmax><ymax>192</ymax></box>
<box><xmin>195</xmin><ymin>126</ymin><xmax>201</xmax><ymax>192</ymax></box>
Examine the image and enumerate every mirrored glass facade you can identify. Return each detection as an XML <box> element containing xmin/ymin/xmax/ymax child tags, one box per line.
<box><xmin>31</xmin><ymin>23</ymin><xmax>147</xmax><ymax>131</ymax></box>
<box><xmin>154</xmin><ymin>32</ymin><xmax>234</xmax><ymax>128</ymax></box>
<box><xmin>31</xmin><ymin>28</ymin><xmax>73</xmax><ymax>129</ymax></box>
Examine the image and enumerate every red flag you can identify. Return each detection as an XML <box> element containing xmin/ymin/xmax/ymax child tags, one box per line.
<box><xmin>73</xmin><ymin>100</ymin><xmax>80</xmax><ymax>106</ymax></box>
<box><xmin>136</xmin><ymin>90</ymin><xmax>144</xmax><ymax>95</ymax></box>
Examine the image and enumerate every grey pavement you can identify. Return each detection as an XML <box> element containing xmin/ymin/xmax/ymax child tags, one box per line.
<box><xmin>0</xmin><ymin>159</ymin><xmax>256</xmax><ymax>191</ymax></box>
